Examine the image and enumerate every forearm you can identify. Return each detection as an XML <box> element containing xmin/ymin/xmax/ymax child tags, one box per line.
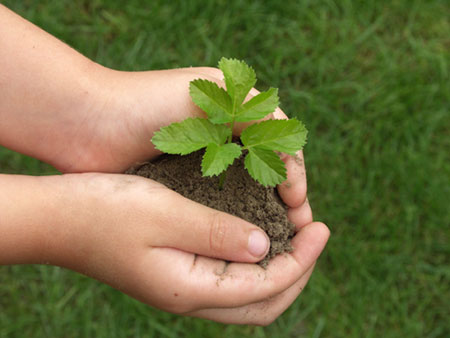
<box><xmin>0</xmin><ymin>5</ymin><xmax>106</xmax><ymax>168</ymax></box>
<box><xmin>0</xmin><ymin>174</ymin><xmax>65</xmax><ymax>265</ymax></box>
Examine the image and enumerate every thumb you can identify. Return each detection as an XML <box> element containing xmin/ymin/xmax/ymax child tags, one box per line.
<box><xmin>153</xmin><ymin>189</ymin><xmax>270</xmax><ymax>263</ymax></box>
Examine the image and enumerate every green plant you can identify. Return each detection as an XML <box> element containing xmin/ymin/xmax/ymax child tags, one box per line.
<box><xmin>152</xmin><ymin>58</ymin><xmax>307</xmax><ymax>188</ymax></box>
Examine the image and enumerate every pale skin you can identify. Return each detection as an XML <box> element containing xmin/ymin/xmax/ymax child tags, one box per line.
<box><xmin>0</xmin><ymin>5</ymin><xmax>329</xmax><ymax>325</ymax></box>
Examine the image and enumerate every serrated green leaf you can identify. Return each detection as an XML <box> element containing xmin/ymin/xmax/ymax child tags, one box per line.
<box><xmin>241</xmin><ymin>119</ymin><xmax>308</xmax><ymax>155</ymax></box>
<box><xmin>244</xmin><ymin>148</ymin><xmax>286</xmax><ymax>187</ymax></box>
<box><xmin>235</xmin><ymin>88</ymin><xmax>279</xmax><ymax>122</ymax></box>
<box><xmin>218</xmin><ymin>57</ymin><xmax>256</xmax><ymax>109</ymax></box>
<box><xmin>152</xmin><ymin>118</ymin><xmax>230</xmax><ymax>155</ymax></box>
<box><xmin>189</xmin><ymin>79</ymin><xmax>233</xmax><ymax>124</ymax></box>
<box><xmin>201</xmin><ymin>143</ymin><xmax>242</xmax><ymax>176</ymax></box>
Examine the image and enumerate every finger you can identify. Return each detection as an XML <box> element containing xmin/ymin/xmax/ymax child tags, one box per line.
<box><xmin>270</xmin><ymin>109</ymin><xmax>308</xmax><ymax>208</ymax></box>
<box><xmin>288</xmin><ymin>199</ymin><xmax>313</xmax><ymax>230</ymax></box>
<box><xmin>289</xmin><ymin>222</ymin><xmax>329</xmax><ymax>268</ymax></box>
<box><xmin>142</xmin><ymin>222</ymin><xmax>329</xmax><ymax>312</ymax></box>
<box><xmin>212</xmin><ymin>222</ymin><xmax>328</xmax><ymax>309</ymax></box>
<box><xmin>185</xmin><ymin>265</ymin><xmax>315</xmax><ymax>325</ymax></box>
<box><xmin>151</xmin><ymin>188</ymin><xmax>270</xmax><ymax>263</ymax></box>
<box><xmin>277</xmin><ymin>150</ymin><xmax>307</xmax><ymax>208</ymax></box>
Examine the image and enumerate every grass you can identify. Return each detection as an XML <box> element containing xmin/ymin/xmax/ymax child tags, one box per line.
<box><xmin>1</xmin><ymin>0</ymin><xmax>449</xmax><ymax>337</ymax></box>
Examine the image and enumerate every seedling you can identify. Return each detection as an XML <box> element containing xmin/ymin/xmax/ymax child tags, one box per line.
<box><xmin>152</xmin><ymin>58</ymin><xmax>307</xmax><ymax>188</ymax></box>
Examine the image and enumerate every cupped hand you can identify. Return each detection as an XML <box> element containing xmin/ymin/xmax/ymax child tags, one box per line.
<box><xmin>48</xmin><ymin>172</ymin><xmax>328</xmax><ymax>325</ymax></box>
<box><xmin>57</xmin><ymin>66</ymin><xmax>293</xmax><ymax>173</ymax></box>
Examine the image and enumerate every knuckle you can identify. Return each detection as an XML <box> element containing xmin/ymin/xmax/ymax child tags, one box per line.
<box><xmin>302</xmin><ymin>200</ymin><xmax>313</xmax><ymax>223</ymax></box>
<box><xmin>201</xmin><ymin>66</ymin><xmax>223</xmax><ymax>79</ymax></box>
<box><xmin>208</xmin><ymin>211</ymin><xmax>228</xmax><ymax>255</ymax></box>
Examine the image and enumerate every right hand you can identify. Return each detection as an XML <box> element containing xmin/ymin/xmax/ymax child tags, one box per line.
<box><xmin>44</xmin><ymin>173</ymin><xmax>329</xmax><ymax>325</ymax></box>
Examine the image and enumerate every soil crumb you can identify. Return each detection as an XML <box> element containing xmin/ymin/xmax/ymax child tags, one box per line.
<box><xmin>126</xmin><ymin>150</ymin><xmax>295</xmax><ymax>268</ymax></box>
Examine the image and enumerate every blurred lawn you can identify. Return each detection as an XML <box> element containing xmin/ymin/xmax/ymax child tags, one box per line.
<box><xmin>1</xmin><ymin>0</ymin><xmax>449</xmax><ymax>337</ymax></box>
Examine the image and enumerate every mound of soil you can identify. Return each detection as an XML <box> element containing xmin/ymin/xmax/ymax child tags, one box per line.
<box><xmin>126</xmin><ymin>149</ymin><xmax>294</xmax><ymax>267</ymax></box>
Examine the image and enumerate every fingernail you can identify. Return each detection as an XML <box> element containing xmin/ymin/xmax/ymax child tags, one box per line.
<box><xmin>248</xmin><ymin>230</ymin><xmax>269</xmax><ymax>257</ymax></box>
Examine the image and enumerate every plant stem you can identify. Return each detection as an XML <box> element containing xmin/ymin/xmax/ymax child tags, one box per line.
<box><xmin>227</xmin><ymin>98</ymin><xmax>238</xmax><ymax>144</ymax></box>
<box><xmin>218</xmin><ymin>171</ymin><xmax>227</xmax><ymax>190</ymax></box>
<box><xmin>219</xmin><ymin>105</ymin><xmax>236</xmax><ymax>190</ymax></box>
<box><xmin>227</xmin><ymin>119</ymin><xmax>235</xmax><ymax>144</ymax></box>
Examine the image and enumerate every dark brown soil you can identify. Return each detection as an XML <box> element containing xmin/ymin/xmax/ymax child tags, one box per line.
<box><xmin>126</xmin><ymin>149</ymin><xmax>295</xmax><ymax>267</ymax></box>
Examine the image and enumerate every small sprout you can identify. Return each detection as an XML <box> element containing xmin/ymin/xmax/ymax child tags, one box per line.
<box><xmin>152</xmin><ymin>58</ymin><xmax>307</xmax><ymax>188</ymax></box>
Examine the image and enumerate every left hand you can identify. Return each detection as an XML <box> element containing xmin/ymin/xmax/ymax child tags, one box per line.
<box><xmin>55</xmin><ymin>66</ymin><xmax>289</xmax><ymax>173</ymax></box>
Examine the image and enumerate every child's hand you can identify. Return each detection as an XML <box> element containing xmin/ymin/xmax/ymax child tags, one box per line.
<box><xmin>47</xmin><ymin>66</ymin><xmax>299</xmax><ymax>173</ymax></box>
<box><xmin>43</xmin><ymin>173</ymin><xmax>329</xmax><ymax>325</ymax></box>
<box><xmin>1</xmin><ymin>169</ymin><xmax>327</xmax><ymax>325</ymax></box>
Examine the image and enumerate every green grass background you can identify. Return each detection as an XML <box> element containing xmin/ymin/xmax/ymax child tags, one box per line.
<box><xmin>1</xmin><ymin>0</ymin><xmax>449</xmax><ymax>337</ymax></box>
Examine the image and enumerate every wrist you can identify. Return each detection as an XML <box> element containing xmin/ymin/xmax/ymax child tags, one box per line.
<box><xmin>0</xmin><ymin>5</ymin><xmax>117</xmax><ymax>172</ymax></box>
<box><xmin>0</xmin><ymin>173</ymin><xmax>108</xmax><ymax>268</ymax></box>
<box><xmin>0</xmin><ymin>174</ymin><xmax>66</xmax><ymax>265</ymax></box>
